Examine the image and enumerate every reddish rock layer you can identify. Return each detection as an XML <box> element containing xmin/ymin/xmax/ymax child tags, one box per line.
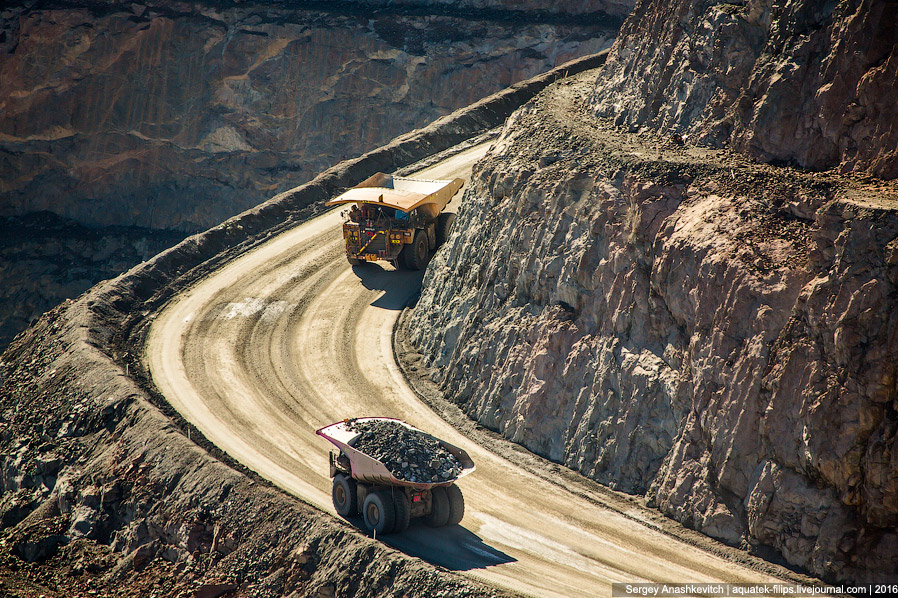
<box><xmin>590</xmin><ymin>0</ymin><xmax>898</xmax><ymax>179</ymax></box>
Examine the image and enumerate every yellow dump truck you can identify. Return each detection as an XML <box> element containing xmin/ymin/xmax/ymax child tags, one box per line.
<box><xmin>325</xmin><ymin>172</ymin><xmax>464</xmax><ymax>269</ymax></box>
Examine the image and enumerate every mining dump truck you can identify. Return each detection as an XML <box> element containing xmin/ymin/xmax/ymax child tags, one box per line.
<box><xmin>316</xmin><ymin>417</ymin><xmax>475</xmax><ymax>534</ymax></box>
<box><xmin>324</xmin><ymin>173</ymin><xmax>464</xmax><ymax>269</ymax></box>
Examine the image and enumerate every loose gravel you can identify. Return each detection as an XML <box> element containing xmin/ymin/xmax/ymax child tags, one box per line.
<box><xmin>347</xmin><ymin>419</ymin><xmax>463</xmax><ymax>483</ymax></box>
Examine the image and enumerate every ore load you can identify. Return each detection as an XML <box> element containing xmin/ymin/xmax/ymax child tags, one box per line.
<box><xmin>348</xmin><ymin>418</ymin><xmax>463</xmax><ymax>483</ymax></box>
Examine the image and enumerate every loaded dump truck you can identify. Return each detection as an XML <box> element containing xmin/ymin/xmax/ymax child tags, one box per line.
<box><xmin>316</xmin><ymin>417</ymin><xmax>475</xmax><ymax>534</ymax></box>
<box><xmin>325</xmin><ymin>172</ymin><xmax>463</xmax><ymax>269</ymax></box>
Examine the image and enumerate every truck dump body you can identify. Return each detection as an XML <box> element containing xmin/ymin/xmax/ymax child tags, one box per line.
<box><xmin>325</xmin><ymin>173</ymin><xmax>464</xmax><ymax>221</ymax></box>
<box><xmin>318</xmin><ymin>417</ymin><xmax>474</xmax><ymax>533</ymax></box>
<box><xmin>316</xmin><ymin>418</ymin><xmax>475</xmax><ymax>489</ymax></box>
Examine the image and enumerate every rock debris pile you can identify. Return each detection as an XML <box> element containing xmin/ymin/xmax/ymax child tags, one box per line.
<box><xmin>348</xmin><ymin>419</ymin><xmax>462</xmax><ymax>483</ymax></box>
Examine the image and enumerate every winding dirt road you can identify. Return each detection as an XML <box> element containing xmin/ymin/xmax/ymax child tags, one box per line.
<box><xmin>146</xmin><ymin>143</ymin><xmax>783</xmax><ymax>597</ymax></box>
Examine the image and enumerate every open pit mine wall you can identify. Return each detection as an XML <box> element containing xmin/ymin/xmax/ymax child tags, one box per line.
<box><xmin>408</xmin><ymin>104</ymin><xmax>898</xmax><ymax>584</ymax></box>
<box><xmin>592</xmin><ymin>0</ymin><xmax>898</xmax><ymax>179</ymax></box>
<box><xmin>0</xmin><ymin>0</ymin><xmax>620</xmax><ymax>231</ymax></box>
<box><xmin>407</xmin><ymin>0</ymin><xmax>898</xmax><ymax>585</ymax></box>
<box><xmin>0</xmin><ymin>54</ymin><xmax>606</xmax><ymax>597</ymax></box>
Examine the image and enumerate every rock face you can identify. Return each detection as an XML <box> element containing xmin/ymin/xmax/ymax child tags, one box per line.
<box><xmin>0</xmin><ymin>213</ymin><xmax>185</xmax><ymax>350</ymax></box>
<box><xmin>590</xmin><ymin>0</ymin><xmax>898</xmax><ymax>179</ymax></box>
<box><xmin>407</xmin><ymin>68</ymin><xmax>898</xmax><ymax>582</ymax></box>
<box><xmin>0</xmin><ymin>0</ymin><xmax>618</xmax><ymax>231</ymax></box>
<box><xmin>0</xmin><ymin>0</ymin><xmax>618</xmax><ymax>353</ymax></box>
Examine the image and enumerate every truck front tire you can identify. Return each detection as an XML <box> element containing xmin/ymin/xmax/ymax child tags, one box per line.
<box><xmin>436</xmin><ymin>212</ymin><xmax>456</xmax><ymax>246</ymax></box>
<box><xmin>391</xmin><ymin>490</ymin><xmax>411</xmax><ymax>533</ymax></box>
<box><xmin>424</xmin><ymin>486</ymin><xmax>451</xmax><ymax>527</ymax></box>
<box><xmin>445</xmin><ymin>484</ymin><xmax>465</xmax><ymax>526</ymax></box>
<box><xmin>363</xmin><ymin>491</ymin><xmax>396</xmax><ymax>535</ymax></box>
<box><xmin>332</xmin><ymin>474</ymin><xmax>357</xmax><ymax>517</ymax></box>
<box><xmin>404</xmin><ymin>231</ymin><xmax>429</xmax><ymax>270</ymax></box>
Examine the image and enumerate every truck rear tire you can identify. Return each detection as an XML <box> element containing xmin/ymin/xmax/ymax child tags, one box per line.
<box><xmin>436</xmin><ymin>212</ymin><xmax>456</xmax><ymax>247</ymax></box>
<box><xmin>403</xmin><ymin>231</ymin><xmax>429</xmax><ymax>270</ymax></box>
<box><xmin>445</xmin><ymin>484</ymin><xmax>465</xmax><ymax>526</ymax></box>
<box><xmin>332</xmin><ymin>474</ymin><xmax>357</xmax><ymax>517</ymax></box>
<box><xmin>363</xmin><ymin>491</ymin><xmax>396</xmax><ymax>535</ymax></box>
<box><xmin>391</xmin><ymin>490</ymin><xmax>411</xmax><ymax>533</ymax></box>
<box><xmin>424</xmin><ymin>486</ymin><xmax>451</xmax><ymax>527</ymax></box>
<box><xmin>347</xmin><ymin>256</ymin><xmax>362</xmax><ymax>266</ymax></box>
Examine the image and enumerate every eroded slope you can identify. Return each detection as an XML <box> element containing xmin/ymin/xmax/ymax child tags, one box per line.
<box><xmin>591</xmin><ymin>0</ymin><xmax>898</xmax><ymax>178</ymax></box>
<box><xmin>0</xmin><ymin>0</ymin><xmax>617</xmax><ymax>230</ymax></box>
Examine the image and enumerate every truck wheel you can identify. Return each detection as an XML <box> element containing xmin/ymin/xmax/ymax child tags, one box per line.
<box><xmin>363</xmin><ymin>491</ymin><xmax>396</xmax><ymax>535</ymax></box>
<box><xmin>424</xmin><ymin>486</ymin><xmax>451</xmax><ymax>527</ymax></box>
<box><xmin>332</xmin><ymin>474</ymin><xmax>357</xmax><ymax>517</ymax></box>
<box><xmin>436</xmin><ymin>212</ymin><xmax>456</xmax><ymax>246</ymax></box>
<box><xmin>426</xmin><ymin>222</ymin><xmax>437</xmax><ymax>250</ymax></box>
<box><xmin>347</xmin><ymin>256</ymin><xmax>362</xmax><ymax>266</ymax></box>
<box><xmin>445</xmin><ymin>484</ymin><xmax>465</xmax><ymax>526</ymax></box>
<box><xmin>403</xmin><ymin>231</ymin><xmax>429</xmax><ymax>270</ymax></box>
<box><xmin>391</xmin><ymin>490</ymin><xmax>411</xmax><ymax>533</ymax></box>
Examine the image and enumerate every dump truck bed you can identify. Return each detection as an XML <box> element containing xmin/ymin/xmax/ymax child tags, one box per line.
<box><xmin>316</xmin><ymin>418</ymin><xmax>475</xmax><ymax>490</ymax></box>
<box><xmin>325</xmin><ymin>173</ymin><xmax>464</xmax><ymax>221</ymax></box>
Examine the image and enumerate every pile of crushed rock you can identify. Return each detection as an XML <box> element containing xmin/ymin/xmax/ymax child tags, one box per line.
<box><xmin>347</xmin><ymin>419</ymin><xmax>462</xmax><ymax>483</ymax></box>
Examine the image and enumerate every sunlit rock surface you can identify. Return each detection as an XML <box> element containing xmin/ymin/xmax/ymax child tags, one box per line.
<box><xmin>590</xmin><ymin>0</ymin><xmax>898</xmax><ymax>178</ymax></box>
<box><xmin>0</xmin><ymin>1</ymin><xmax>618</xmax><ymax>230</ymax></box>
<box><xmin>410</xmin><ymin>2</ymin><xmax>898</xmax><ymax>581</ymax></box>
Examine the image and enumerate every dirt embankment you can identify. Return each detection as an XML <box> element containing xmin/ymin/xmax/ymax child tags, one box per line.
<box><xmin>0</xmin><ymin>53</ymin><xmax>607</xmax><ymax>597</ymax></box>
<box><xmin>407</xmin><ymin>67</ymin><xmax>898</xmax><ymax>583</ymax></box>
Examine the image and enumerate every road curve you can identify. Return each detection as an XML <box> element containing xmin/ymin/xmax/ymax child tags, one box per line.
<box><xmin>147</xmin><ymin>143</ymin><xmax>780</xmax><ymax>597</ymax></box>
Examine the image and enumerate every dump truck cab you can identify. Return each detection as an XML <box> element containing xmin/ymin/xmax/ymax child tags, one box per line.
<box><xmin>325</xmin><ymin>173</ymin><xmax>463</xmax><ymax>269</ymax></box>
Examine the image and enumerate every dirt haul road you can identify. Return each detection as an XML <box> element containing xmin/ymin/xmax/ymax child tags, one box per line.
<box><xmin>147</xmin><ymin>142</ymin><xmax>784</xmax><ymax>597</ymax></box>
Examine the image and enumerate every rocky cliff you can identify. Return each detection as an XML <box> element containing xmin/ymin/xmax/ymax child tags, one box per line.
<box><xmin>407</xmin><ymin>17</ymin><xmax>898</xmax><ymax>582</ymax></box>
<box><xmin>591</xmin><ymin>0</ymin><xmax>898</xmax><ymax>179</ymax></box>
